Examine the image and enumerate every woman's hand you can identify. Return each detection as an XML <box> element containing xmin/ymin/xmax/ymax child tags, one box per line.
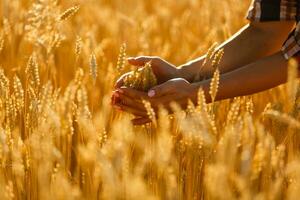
<box><xmin>113</xmin><ymin>78</ymin><xmax>198</xmax><ymax>125</ymax></box>
<box><xmin>114</xmin><ymin>56</ymin><xmax>180</xmax><ymax>88</ymax></box>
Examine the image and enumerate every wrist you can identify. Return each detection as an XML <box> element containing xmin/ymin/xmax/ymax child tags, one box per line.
<box><xmin>173</xmin><ymin>67</ymin><xmax>181</xmax><ymax>79</ymax></box>
<box><xmin>188</xmin><ymin>82</ymin><xmax>200</xmax><ymax>104</ymax></box>
<box><xmin>178</xmin><ymin>56</ymin><xmax>206</xmax><ymax>82</ymax></box>
<box><xmin>177</xmin><ymin>65</ymin><xmax>194</xmax><ymax>82</ymax></box>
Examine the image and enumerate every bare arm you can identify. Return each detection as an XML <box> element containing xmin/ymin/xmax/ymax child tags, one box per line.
<box><xmin>114</xmin><ymin>51</ymin><xmax>297</xmax><ymax>125</ymax></box>
<box><xmin>179</xmin><ymin>21</ymin><xmax>295</xmax><ymax>82</ymax></box>
<box><xmin>190</xmin><ymin>51</ymin><xmax>292</xmax><ymax>103</ymax></box>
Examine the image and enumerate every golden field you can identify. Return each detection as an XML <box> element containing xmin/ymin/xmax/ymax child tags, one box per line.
<box><xmin>0</xmin><ymin>0</ymin><xmax>300</xmax><ymax>199</ymax></box>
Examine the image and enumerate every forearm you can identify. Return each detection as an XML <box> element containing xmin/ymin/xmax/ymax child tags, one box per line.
<box><xmin>179</xmin><ymin>22</ymin><xmax>294</xmax><ymax>82</ymax></box>
<box><xmin>190</xmin><ymin>51</ymin><xmax>291</xmax><ymax>103</ymax></box>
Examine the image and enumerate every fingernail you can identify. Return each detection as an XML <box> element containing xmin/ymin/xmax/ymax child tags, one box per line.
<box><xmin>148</xmin><ymin>90</ymin><xmax>155</xmax><ymax>97</ymax></box>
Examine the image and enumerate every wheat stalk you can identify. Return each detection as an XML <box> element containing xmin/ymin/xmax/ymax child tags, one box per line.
<box><xmin>0</xmin><ymin>1</ymin><xmax>299</xmax><ymax>199</ymax></box>
<box><xmin>123</xmin><ymin>61</ymin><xmax>157</xmax><ymax>91</ymax></box>
<box><xmin>26</xmin><ymin>53</ymin><xmax>40</xmax><ymax>89</ymax></box>
<box><xmin>211</xmin><ymin>49</ymin><xmax>224</xmax><ymax>71</ymax></box>
<box><xmin>142</xmin><ymin>100</ymin><xmax>156</xmax><ymax>125</ymax></box>
<box><xmin>117</xmin><ymin>43</ymin><xmax>127</xmax><ymax>74</ymax></box>
<box><xmin>89</xmin><ymin>53</ymin><xmax>98</xmax><ymax>84</ymax></box>
<box><xmin>208</xmin><ymin>48</ymin><xmax>224</xmax><ymax>103</ymax></box>
<box><xmin>13</xmin><ymin>76</ymin><xmax>24</xmax><ymax>111</ymax></box>
<box><xmin>0</xmin><ymin>68</ymin><xmax>9</xmax><ymax>98</ymax></box>
<box><xmin>75</xmin><ymin>36</ymin><xmax>82</xmax><ymax>57</ymax></box>
<box><xmin>203</xmin><ymin>43</ymin><xmax>218</xmax><ymax>66</ymax></box>
<box><xmin>209</xmin><ymin>68</ymin><xmax>220</xmax><ymax>103</ymax></box>
<box><xmin>59</xmin><ymin>6</ymin><xmax>80</xmax><ymax>21</ymax></box>
<box><xmin>264</xmin><ymin>110</ymin><xmax>300</xmax><ymax>129</ymax></box>
<box><xmin>194</xmin><ymin>43</ymin><xmax>218</xmax><ymax>82</ymax></box>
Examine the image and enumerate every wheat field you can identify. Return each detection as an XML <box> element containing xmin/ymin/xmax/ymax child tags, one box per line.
<box><xmin>1</xmin><ymin>0</ymin><xmax>300</xmax><ymax>199</ymax></box>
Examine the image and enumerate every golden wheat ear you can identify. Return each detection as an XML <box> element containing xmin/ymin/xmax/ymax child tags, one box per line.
<box><xmin>13</xmin><ymin>75</ymin><xmax>24</xmax><ymax>112</ymax></box>
<box><xmin>117</xmin><ymin>43</ymin><xmax>127</xmax><ymax>75</ymax></box>
<box><xmin>26</xmin><ymin>53</ymin><xmax>40</xmax><ymax>90</ymax></box>
<box><xmin>121</xmin><ymin>61</ymin><xmax>157</xmax><ymax>91</ymax></box>
<box><xmin>89</xmin><ymin>53</ymin><xmax>98</xmax><ymax>84</ymax></box>
<box><xmin>59</xmin><ymin>6</ymin><xmax>80</xmax><ymax>21</ymax></box>
<box><xmin>207</xmin><ymin>48</ymin><xmax>224</xmax><ymax>103</ymax></box>
<box><xmin>142</xmin><ymin>100</ymin><xmax>157</xmax><ymax>125</ymax></box>
<box><xmin>194</xmin><ymin>43</ymin><xmax>218</xmax><ymax>82</ymax></box>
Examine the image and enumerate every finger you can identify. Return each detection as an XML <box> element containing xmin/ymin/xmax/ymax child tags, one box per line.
<box><xmin>118</xmin><ymin>87</ymin><xmax>148</xmax><ymax>100</ymax></box>
<box><xmin>111</xmin><ymin>91</ymin><xmax>121</xmax><ymax>105</ymax></box>
<box><xmin>127</xmin><ymin>56</ymin><xmax>158</xmax><ymax>67</ymax></box>
<box><xmin>114</xmin><ymin>76</ymin><xmax>124</xmax><ymax>89</ymax></box>
<box><xmin>147</xmin><ymin>82</ymin><xmax>174</xmax><ymax>98</ymax></box>
<box><xmin>117</xmin><ymin>93</ymin><xmax>146</xmax><ymax>111</ymax></box>
<box><xmin>114</xmin><ymin>72</ymin><xmax>130</xmax><ymax>89</ymax></box>
<box><xmin>115</xmin><ymin>103</ymin><xmax>148</xmax><ymax>117</ymax></box>
<box><xmin>131</xmin><ymin>117</ymin><xmax>152</xmax><ymax>125</ymax></box>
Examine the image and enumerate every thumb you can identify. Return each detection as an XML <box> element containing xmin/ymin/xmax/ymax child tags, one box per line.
<box><xmin>127</xmin><ymin>56</ymin><xmax>157</xmax><ymax>67</ymax></box>
<box><xmin>148</xmin><ymin>81</ymin><xmax>173</xmax><ymax>98</ymax></box>
<box><xmin>114</xmin><ymin>75</ymin><xmax>124</xmax><ymax>89</ymax></box>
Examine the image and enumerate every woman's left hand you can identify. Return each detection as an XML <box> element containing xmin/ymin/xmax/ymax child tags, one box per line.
<box><xmin>112</xmin><ymin>78</ymin><xmax>197</xmax><ymax>124</ymax></box>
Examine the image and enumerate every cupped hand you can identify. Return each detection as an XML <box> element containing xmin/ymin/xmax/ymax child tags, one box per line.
<box><xmin>113</xmin><ymin>78</ymin><xmax>198</xmax><ymax>125</ymax></box>
<box><xmin>114</xmin><ymin>56</ymin><xmax>180</xmax><ymax>89</ymax></box>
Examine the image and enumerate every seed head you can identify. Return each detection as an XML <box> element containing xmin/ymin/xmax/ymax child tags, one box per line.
<box><xmin>59</xmin><ymin>6</ymin><xmax>80</xmax><ymax>21</ymax></box>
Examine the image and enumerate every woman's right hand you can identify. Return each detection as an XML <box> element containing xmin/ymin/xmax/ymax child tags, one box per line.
<box><xmin>114</xmin><ymin>56</ymin><xmax>180</xmax><ymax>89</ymax></box>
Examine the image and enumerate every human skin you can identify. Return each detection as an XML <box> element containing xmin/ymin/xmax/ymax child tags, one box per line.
<box><xmin>115</xmin><ymin>21</ymin><xmax>294</xmax><ymax>87</ymax></box>
<box><xmin>178</xmin><ymin>21</ymin><xmax>294</xmax><ymax>81</ymax></box>
<box><xmin>114</xmin><ymin>51</ymin><xmax>290</xmax><ymax>125</ymax></box>
<box><xmin>112</xmin><ymin>21</ymin><xmax>297</xmax><ymax>125</ymax></box>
